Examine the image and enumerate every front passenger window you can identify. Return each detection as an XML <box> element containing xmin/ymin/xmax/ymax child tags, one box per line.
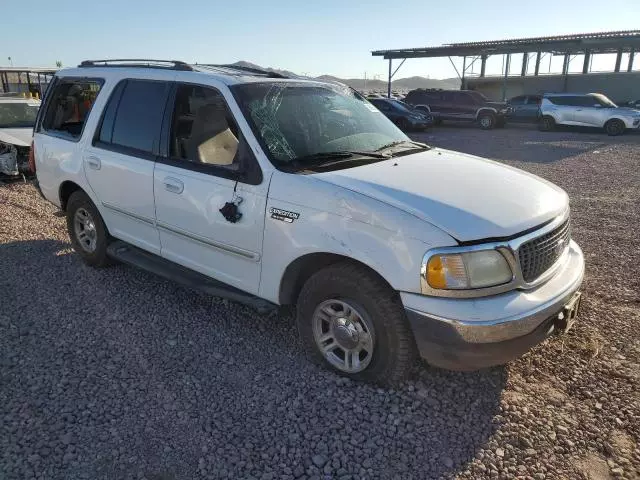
<box><xmin>170</xmin><ymin>85</ymin><xmax>239</xmax><ymax>168</ymax></box>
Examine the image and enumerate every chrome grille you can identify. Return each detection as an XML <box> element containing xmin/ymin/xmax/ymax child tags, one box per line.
<box><xmin>518</xmin><ymin>218</ymin><xmax>570</xmax><ymax>282</ymax></box>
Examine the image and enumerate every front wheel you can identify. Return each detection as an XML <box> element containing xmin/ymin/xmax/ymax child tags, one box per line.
<box><xmin>604</xmin><ymin>119</ymin><xmax>625</xmax><ymax>136</ymax></box>
<box><xmin>539</xmin><ymin>115</ymin><xmax>555</xmax><ymax>131</ymax></box>
<box><xmin>478</xmin><ymin>112</ymin><xmax>496</xmax><ymax>129</ymax></box>
<box><xmin>296</xmin><ymin>263</ymin><xmax>417</xmax><ymax>386</ymax></box>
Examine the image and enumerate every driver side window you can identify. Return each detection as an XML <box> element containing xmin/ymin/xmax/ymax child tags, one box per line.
<box><xmin>169</xmin><ymin>85</ymin><xmax>240</xmax><ymax>168</ymax></box>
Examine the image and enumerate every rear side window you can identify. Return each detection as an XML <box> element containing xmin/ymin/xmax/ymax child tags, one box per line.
<box><xmin>109</xmin><ymin>80</ymin><xmax>169</xmax><ymax>154</ymax></box>
<box><xmin>527</xmin><ymin>96</ymin><xmax>542</xmax><ymax>105</ymax></box>
<box><xmin>41</xmin><ymin>79</ymin><xmax>103</xmax><ymax>139</ymax></box>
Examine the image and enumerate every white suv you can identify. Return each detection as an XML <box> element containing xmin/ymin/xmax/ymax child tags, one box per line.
<box><xmin>33</xmin><ymin>60</ymin><xmax>585</xmax><ymax>384</ymax></box>
<box><xmin>539</xmin><ymin>92</ymin><xmax>640</xmax><ymax>135</ymax></box>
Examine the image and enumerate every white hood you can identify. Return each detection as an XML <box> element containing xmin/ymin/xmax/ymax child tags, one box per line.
<box><xmin>0</xmin><ymin>128</ymin><xmax>33</xmax><ymax>147</ymax></box>
<box><xmin>314</xmin><ymin>148</ymin><xmax>568</xmax><ymax>242</ymax></box>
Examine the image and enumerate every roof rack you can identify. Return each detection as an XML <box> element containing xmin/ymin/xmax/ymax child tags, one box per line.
<box><xmin>196</xmin><ymin>64</ymin><xmax>289</xmax><ymax>78</ymax></box>
<box><xmin>78</xmin><ymin>59</ymin><xmax>193</xmax><ymax>71</ymax></box>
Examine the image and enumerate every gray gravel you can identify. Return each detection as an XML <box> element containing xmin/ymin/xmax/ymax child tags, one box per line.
<box><xmin>1</xmin><ymin>125</ymin><xmax>639</xmax><ymax>479</ymax></box>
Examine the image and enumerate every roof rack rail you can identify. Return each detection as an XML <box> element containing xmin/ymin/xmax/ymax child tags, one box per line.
<box><xmin>197</xmin><ymin>64</ymin><xmax>289</xmax><ymax>78</ymax></box>
<box><xmin>78</xmin><ymin>59</ymin><xmax>193</xmax><ymax>71</ymax></box>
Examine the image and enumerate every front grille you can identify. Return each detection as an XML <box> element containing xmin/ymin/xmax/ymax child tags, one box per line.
<box><xmin>518</xmin><ymin>218</ymin><xmax>571</xmax><ymax>282</ymax></box>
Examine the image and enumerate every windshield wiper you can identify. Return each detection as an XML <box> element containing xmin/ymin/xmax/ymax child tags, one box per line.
<box><xmin>284</xmin><ymin>150</ymin><xmax>390</xmax><ymax>171</ymax></box>
<box><xmin>375</xmin><ymin>140</ymin><xmax>429</xmax><ymax>152</ymax></box>
<box><xmin>293</xmin><ymin>150</ymin><xmax>389</xmax><ymax>163</ymax></box>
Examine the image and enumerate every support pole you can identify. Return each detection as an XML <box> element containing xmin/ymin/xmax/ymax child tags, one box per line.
<box><xmin>387</xmin><ymin>59</ymin><xmax>392</xmax><ymax>98</ymax></box>
<box><xmin>534</xmin><ymin>52</ymin><xmax>541</xmax><ymax>76</ymax></box>
<box><xmin>502</xmin><ymin>54</ymin><xmax>511</xmax><ymax>101</ymax></box>
<box><xmin>629</xmin><ymin>48</ymin><xmax>635</xmax><ymax>72</ymax></box>
<box><xmin>582</xmin><ymin>50</ymin><xmax>591</xmax><ymax>73</ymax></box>
<box><xmin>562</xmin><ymin>54</ymin><xmax>570</xmax><ymax>75</ymax></box>
<box><xmin>26</xmin><ymin>72</ymin><xmax>32</xmax><ymax>94</ymax></box>
<box><xmin>521</xmin><ymin>53</ymin><xmax>529</xmax><ymax>76</ymax></box>
<box><xmin>461</xmin><ymin>56</ymin><xmax>466</xmax><ymax>89</ymax></box>
<box><xmin>614</xmin><ymin>48</ymin><xmax>623</xmax><ymax>72</ymax></box>
<box><xmin>480</xmin><ymin>55</ymin><xmax>487</xmax><ymax>77</ymax></box>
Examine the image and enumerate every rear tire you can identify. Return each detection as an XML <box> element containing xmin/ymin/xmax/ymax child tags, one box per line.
<box><xmin>66</xmin><ymin>191</ymin><xmax>113</xmax><ymax>268</ymax></box>
<box><xmin>296</xmin><ymin>262</ymin><xmax>417</xmax><ymax>386</ymax></box>
<box><xmin>604</xmin><ymin>119</ymin><xmax>625</xmax><ymax>136</ymax></box>
<box><xmin>478</xmin><ymin>112</ymin><xmax>496</xmax><ymax>130</ymax></box>
<box><xmin>539</xmin><ymin>115</ymin><xmax>555</xmax><ymax>131</ymax></box>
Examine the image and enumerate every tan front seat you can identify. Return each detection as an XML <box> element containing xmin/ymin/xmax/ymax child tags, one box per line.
<box><xmin>186</xmin><ymin>103</ymin><xmax>238</xmax><ymax>166</ymax></box>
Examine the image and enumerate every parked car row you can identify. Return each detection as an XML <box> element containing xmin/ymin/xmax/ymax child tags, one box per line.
<box><xmin>377</xmin><ymin>88</ymin><xmax>640</xmax><ymax>136</ymax></box>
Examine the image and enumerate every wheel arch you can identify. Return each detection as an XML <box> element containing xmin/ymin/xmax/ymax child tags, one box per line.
<box><xmin>475</xmin><ymin>107</ymin><xmax>497</xmax><ymax>119</ymax></box>
<box><xmin>278</xmin><ymin>252</ymin><xmax>394</xmax><ymax>305</ymax></box>
<box><xmin>59</xmin><ymin>180</ymin><xmax>85</xmax><ymax>211</ymax></box>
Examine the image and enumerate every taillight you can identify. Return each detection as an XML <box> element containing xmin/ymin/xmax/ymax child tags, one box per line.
<box><xmin>28</xmin><ymin>140</ymin><xmax>36</xmax><ymax>173</ymax></box>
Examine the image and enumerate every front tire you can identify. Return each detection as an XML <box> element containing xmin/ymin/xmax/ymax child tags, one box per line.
<box><xmin>66</xmin><ymin>191</ymin><xmax>113</xmax><ymax>267</ymax></box>
<box><xmin>478</xmin><ymin>112</ymin><xmax>496</xmax><ymax>129</ymax></box>
<box><xmin>539</xmin><ymin>115</ymin><xmax>555</xmax><ymax>131</ymax></box>
<box><xmin>296</xmin><ymin>263</ymin><xmax>417</xmax><ymax>386</ymax></box>
<box><xmin>604</xmin><ymin>119</ymin><xmax>625</xmax><ymax>136</ymax></box>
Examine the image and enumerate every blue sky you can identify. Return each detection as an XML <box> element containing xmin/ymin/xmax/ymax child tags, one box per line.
<box><xmin>4</xmin><ymin>0</ymin><xmax>639</xmax><ymax>79</ymax></box>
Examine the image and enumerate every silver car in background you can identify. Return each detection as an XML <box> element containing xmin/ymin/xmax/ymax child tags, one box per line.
<box><xmin>539</xmin><ymin>93</ymin><xmax>640</xmax><ymax>136</ymax></box>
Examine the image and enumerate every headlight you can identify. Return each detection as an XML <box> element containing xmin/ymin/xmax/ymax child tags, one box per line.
<box><xmin>422</xmin><ymin>249</ymin><xmax>513</xmax><ymax>290</ymax></box>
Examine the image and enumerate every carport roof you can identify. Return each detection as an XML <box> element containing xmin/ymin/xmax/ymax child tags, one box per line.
<box><xmin>372</xmin><ymin>30</ymin><xmax>640</xmax><ymax>59</ymax></box>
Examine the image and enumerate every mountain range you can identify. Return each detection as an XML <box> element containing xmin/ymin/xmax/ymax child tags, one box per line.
<box><xmin>231</xmin><ymin>61</ymin><xmax>459</xmax><ymax>91</ymax></box>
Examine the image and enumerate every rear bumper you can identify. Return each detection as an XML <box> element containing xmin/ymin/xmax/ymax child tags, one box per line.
<box><xmin>402</xmin><ymin>240</ymin><xmax>584</xmax><ymax>370</ymax></box>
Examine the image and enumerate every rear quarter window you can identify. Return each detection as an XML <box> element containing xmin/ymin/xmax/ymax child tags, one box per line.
<box><xmin>40</xmin><ymin>78</ymin><xmax>103</xmax><ymax>140</ymax></box>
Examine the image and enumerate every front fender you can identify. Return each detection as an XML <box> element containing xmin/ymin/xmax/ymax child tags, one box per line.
<box><xmin>259</xmin><ymin>172</ymin><xmax>456</xmax><ymax>303</ymax></box>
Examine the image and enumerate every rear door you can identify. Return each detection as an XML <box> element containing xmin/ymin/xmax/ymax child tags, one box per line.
<box><xmin>83</xmin><ymin>78</ymin><xmax>170</xmax><ymax>254</ymax></box>
<box><xmin>153</xmin><ymin>81</ymin><xmax>267</xmax><ymax>294</ymax></box>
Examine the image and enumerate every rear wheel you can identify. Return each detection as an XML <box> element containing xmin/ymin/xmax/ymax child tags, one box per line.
<box><xmin>604</xmin><ymin>119</ymin><xmax>625</xmax><ymax>136</ymax></box>
<box><xmin>478</xmin><ymin>112</ymin><xmax>496</xmax><ymax>129</ymax></box>
<box><xmin>296</xmin><ymin>263</ymin><xmax>417</xmax><ymax>386</ymax></box>
<box><xmin>66</xmin><ymin>191</ymin><xmax>113</xmax><ymax>267</ymax></box>
<box><xmin>539</xmin><ymin>115</ymin><xmax>556</xmax><ymax>131</ymax></box>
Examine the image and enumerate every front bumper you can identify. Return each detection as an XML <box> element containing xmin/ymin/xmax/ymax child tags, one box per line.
<box><xmin>402</xmin><ymin>240</ymin><xmax>584</xmax><ymax>370</ymax></box>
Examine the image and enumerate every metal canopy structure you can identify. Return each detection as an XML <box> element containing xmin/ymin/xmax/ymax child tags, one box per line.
<box><xmin>372</xmin><ymin>30</ymin><xmax>640</xmax><ymax>98</ymax></box>
<box><xmin>0</xmin><ymin>66</ymin><xmax>58</xmax><ymax>96</ymax></box>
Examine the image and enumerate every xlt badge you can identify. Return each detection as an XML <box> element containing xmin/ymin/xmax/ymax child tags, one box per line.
<box><xmin>270</xmin><ymin>207</ymin><xmax>300</xmax><ymax>223</ymax></box>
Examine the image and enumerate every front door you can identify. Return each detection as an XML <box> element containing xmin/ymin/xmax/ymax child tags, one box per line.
<box><xmin>153</xmin><ymin>82</ymin><xmax>268</xmax><ymax>294</ymax></box>
<box><xmin>83</xmin><ymin>78</ymin><xmax>170</xmax><ymax>254</ymax></box>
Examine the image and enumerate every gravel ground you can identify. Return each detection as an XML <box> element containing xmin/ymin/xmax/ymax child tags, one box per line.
<box><xmin>1</xmin><ymin>125</ymin><xmax>639</xmax><ymax>480</ymax></box>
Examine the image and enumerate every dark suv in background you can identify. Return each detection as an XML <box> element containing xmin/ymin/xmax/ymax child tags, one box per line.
<box><xmin>404</xmin><ymin>89</ymin><xmax>510</xmax><ymax>129</ymax></box>
<box><xmin>369</xmin><ymin>98</ymin><xmax>433</xmax><ymax>131</ymax></box>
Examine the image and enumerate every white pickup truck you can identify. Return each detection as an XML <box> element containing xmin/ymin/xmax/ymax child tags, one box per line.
<box><xmin>32</xmin><ymin>60</ymin><xmax>584</xmax><ymax>385</ymax></box>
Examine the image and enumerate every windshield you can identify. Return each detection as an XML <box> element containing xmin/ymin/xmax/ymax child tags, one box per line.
<box><xmin>231</xmin><ymin>82</ymin><xmax>410</xmax><ymax>167</ymax></box>
<box><xmin>0</xmin><ymin>101</ymin><xmax>40</xmax><ymax>128</ymax></box>
<box><xmin>591</xmin><ymin>94</ymin><xmax>617</xmax><ymax>108</ymax></box>
<box><xmin>390</xmin><ymin>100</ymin><xmax>415</xmax><ymax>113</ymax></box>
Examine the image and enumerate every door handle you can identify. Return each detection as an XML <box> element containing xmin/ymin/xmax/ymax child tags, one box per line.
<box><xmin>163</xmin><ymin>177</ymin><xmax>184</xmax><ymax>194</ymax></box>
<box><xmin>85</xmin><ymin>156</ymin><xmax>101</xmax><ymax>170</ymax></box>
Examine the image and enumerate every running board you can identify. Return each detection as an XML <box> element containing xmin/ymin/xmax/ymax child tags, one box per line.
<box><xmin>106</xmin><ymin>241</ymin><xmax>276</xmax><ymax>314</ymax></box>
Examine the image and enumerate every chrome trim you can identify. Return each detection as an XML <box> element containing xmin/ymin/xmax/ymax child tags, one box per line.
<box><xmin>102</xmin><ymin>202</ymin><xmax>155</xmax><ymax>225</ymax></box>
<box><xmin>420</xmin><ymin>209</ymin><xmax>570</xmax><ymax>298</ymax></box>
<box><xmin>156</xmin><ymin>221</ymin><xmax>259</xmax><ymax>261</ymax></box>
